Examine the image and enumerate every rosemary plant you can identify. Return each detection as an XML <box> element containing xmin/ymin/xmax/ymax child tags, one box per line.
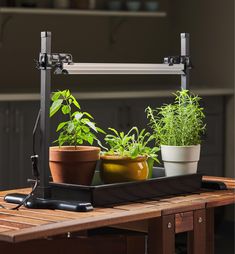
<box><xmin>146</xmin><ymin>90</ymin><xmax>206</xmax><ymax>146</ymax></box>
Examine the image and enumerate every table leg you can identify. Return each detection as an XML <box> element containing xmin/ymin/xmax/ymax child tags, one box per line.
<box><xmin>206</xmin><ymin>208</ymin><xmax>215</xmax><ymax>254</ymax></box>
<box><xmin>188</xmin><ymin>209</ymin><xmax>206</xmax><ymax>254</ymax></box>
<box><xmin>148</xmin><ymin>215</ymin><xmax>175</xmax><ymax>254</ymax></box>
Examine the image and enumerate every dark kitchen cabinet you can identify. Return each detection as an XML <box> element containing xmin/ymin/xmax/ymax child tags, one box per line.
<box><xmin>199</xmin><ymin>96</ymin><xmax>224</xmax><ymax>176</ymax></box>
<box><xmin>0</xmin><ymin>101</ymin><xmax>40</xmax><ymax>190</ymax></box>
<box><xmin>8</xmin><ymin>102</ymin><xmax>40</xmax><ymax>189</ymax></box>
<box><xmin>0</xmin><ymin>102</ymin><xmax>10</xmax><ymax>189</ymax></box>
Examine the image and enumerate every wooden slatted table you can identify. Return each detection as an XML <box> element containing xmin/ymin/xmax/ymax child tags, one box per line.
<box><xmin>0</xmin><ymin>176</ymin><xmax>234</xmax><ymax>254</ymax></box>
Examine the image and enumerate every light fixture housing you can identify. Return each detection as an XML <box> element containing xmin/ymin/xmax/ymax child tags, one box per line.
<box><xmin>60</xmin><ymin>62</ymin><xmax>185</xmax><ymax>75</ymax></box>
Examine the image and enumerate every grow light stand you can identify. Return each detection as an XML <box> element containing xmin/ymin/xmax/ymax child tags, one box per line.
<box><xmin>5</xmin><ymin>32</ymin><xmax>192</xmax><ymax>211</ymax></box>
<box><xmin>37</xmin><ymin>31</ymin><xmax>191</xmax><ymax>199</ymax></box>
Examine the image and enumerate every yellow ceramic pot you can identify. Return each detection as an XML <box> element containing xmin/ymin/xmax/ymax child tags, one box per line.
<box><xmin>100</xmin><ymin>155</ymin><xmax>149</xmax><ymax>184</ymax></box>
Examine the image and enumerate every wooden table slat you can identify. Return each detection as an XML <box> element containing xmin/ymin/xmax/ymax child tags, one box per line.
<box><xmin>0</xmin><ymin>207</ymin><xmax>161</xmax><ymax>243</ymax></box>
<box><xmin>0</xmin><ymin>220</ymin><xmax>34</xmax><ymax>230</ymax></box>
<box><xmin>0</xmin><ymin>215</ymin><xmax>51</xmax><ymax>226</ymax></box>
<box><xmin>0</xmin><ymin>209</ymin><xmax>72</xmax><ymax>222</ymax></box>
<box><xmin>112</xmin><ymin>202</ymin><xmax>157</xmax><ymax>211</ymax></box>
<box><xmin>0</xmin><ymin>227</ymin><xmax>12</xmax><ymax>233</ymax></box>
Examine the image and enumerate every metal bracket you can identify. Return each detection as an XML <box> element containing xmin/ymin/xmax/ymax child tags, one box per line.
<box><xmin>164</xmin><ymin>55</ymin><xmax>193</xmax><ymax>73</ymax></box>
<box><xmin>37</xmin><ymin>53</ymin><xmax>73</xmax><ymax>73</ymax></box>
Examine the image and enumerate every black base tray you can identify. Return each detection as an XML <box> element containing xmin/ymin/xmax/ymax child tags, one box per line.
<box><xmin>30</xmin><ymin>168</ymin><xmax>206</xmax><ymax>207</ymax></box>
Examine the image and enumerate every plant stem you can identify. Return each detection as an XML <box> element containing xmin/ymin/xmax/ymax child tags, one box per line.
<box><xmin>62</xmin><ymin>93</ymin><xmax>77</xmax><ymax>148</ymax></box>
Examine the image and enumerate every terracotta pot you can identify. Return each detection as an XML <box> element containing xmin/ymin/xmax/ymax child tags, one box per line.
<box><xmin>49</xmin><ymin>146</ymin><xmax>100</xmax><ymax>185</ymax></box>
<box><xmin>100</xmin><ymin>155</ymin><xmax>148</xmax><ymax>184</ymax></box>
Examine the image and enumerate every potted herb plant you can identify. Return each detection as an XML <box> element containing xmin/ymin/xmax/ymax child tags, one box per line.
<box><xmin>49</xmin><ymin>89</ymin><xmax>105</xmax><ymax>185</ymax></box>
<box><xmin>100</xmin><ymin>127</ymin><xmax>159</xmax><ymax>183</ymax></box>
<box><xmin>146</xmin><ymin>89</ymin><xmax>205</xmax><ymax>176</ymax></box>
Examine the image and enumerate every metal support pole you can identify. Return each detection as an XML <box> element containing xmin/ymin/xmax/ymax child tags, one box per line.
<box><xmin>38</xmin><ymin>31</ymin><xmax>51</xmax><ymax>198</ymax></box>
<box><xmin>181</xmin><ymin>33</ymin><xmax>190</xmax><ymax>90</ymax></box>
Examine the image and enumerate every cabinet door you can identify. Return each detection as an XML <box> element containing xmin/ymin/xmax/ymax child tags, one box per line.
<box><xmin>200</xmin><ymin>97</ymin><xmax>224</xmax><ymax>156</ymax></box>
<box><xmin>199</xmin><ymin>96</ymin><xmax>224</xmax><ymax>175</ymax></box>
<box><xmin>0</xmin><ymin>103</ymin><xmax>10</xmax><ymax>190</ymax></box>
<box><xmin>122</xmin><ymin>97</ymin><xmax>172</xmax><ymax>131</ymax></box>
<box><xmin>9</xmin><ymin>101</ymin><xmax>40</xmax><ymax>188</ymax></box>
<box><xmin>79</xmin><ymin>99</ymin><xmax>122</xmax><ymax>143</ymax></box>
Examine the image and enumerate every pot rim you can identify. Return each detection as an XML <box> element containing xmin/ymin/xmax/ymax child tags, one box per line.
<box><xmin>161</xmin><ymin>144</ymin><xmax>201</xmax><ymax>148</ymax></box>
<box><xmin>50</xmin><ymin>145</ymin><xmax>101</xmax><ymax>152</ymax></box>
<box><xmin>100</xmin><ymin>154</ymin><xmax>147</xmax><ymax>161</ymax></box>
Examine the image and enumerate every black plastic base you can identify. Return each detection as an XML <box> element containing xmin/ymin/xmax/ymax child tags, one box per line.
<box><xmin>4</xmin><ymin>193</ymin><xmax>93</xmax><ymax>212</ymax></box>
<box><xmin>201</xmin><ymin>180</ymin><xmax>227</xmax><ymax>190</ymax></box>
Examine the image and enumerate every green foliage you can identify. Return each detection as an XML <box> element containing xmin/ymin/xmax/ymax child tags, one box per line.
<box><xmin>50</xmin><ymin>89</ymin><xmax>105</xmax><ymax>147</ymax></box>
<box><xmin>103</xmin><ymin>126</ymin><xmax>159</xmax><ymax>162</ymax></box>
<box><xmin>146</xmin><ymin>89</ymin><xmax>206</xmax><ymax>146</ymax></box>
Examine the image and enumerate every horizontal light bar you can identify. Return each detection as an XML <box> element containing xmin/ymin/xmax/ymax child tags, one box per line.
<box><xmin>61</xmin><ymin>63</ymin><xmax>185</xmax><ymax>75</ymax></box>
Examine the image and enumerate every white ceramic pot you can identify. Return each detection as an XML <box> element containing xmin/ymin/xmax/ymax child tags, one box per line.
<box><xmin>161</xmin><ymin>144</ymin><xmax>201</xmax><ymax>176</ymax></box>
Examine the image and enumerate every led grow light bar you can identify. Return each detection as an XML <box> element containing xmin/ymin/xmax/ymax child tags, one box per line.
<box><xmin>60</xmin><ymin>63</ymin><xmax>185</xmax><ymax>75</ymax></box>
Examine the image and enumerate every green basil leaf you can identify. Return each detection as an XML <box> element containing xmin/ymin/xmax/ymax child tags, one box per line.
<box><xmin>82</xmin><ymin>126</ymin><xmax>90</xmax><ymax>133</ymax></box>
<box><xmin>74</xmin><ymin>112</ymin><xmax>83</xmax><ymax>120</ymax></box>
<box><xmin>108</xmin><ymin>128</ymin><xmax>119</xmax><ymax>137</ymax></box>
<box><xmin>62</xmin><ymin>105</ymin><xmax>71</xmax><ymax>114</ymax></box>
<box><xmin>67</xmin><ymin>122</ymin><xmax>75</xmax><ymax>133</ymax></box>
<box><xmin>70</xmin><ymin>95</ymin><xmax>80</xmax><ymax>109</ymax></box>
<box><xmin>50</xmin><ymin>99</ymin><xmax>63</xmax><ymax>117</ymax></box>
<box><xmin>85</xmin><ymin>121</ymin><xmax>97</xmax><ymax>132</ymax></box>
<box><xmin>96</xmin><ymin>127</ymin><xmax>106</xmax><ymax>134</ymax></box>
<box><xmin>87</xmin><ymin>136</ymin><xmax>94</xmax><ymax>145</ymax></box>
<box><xmin>51</xmin><ymin>92</ymin><xmax>61</xmax><ymax>101</ymax></box>
<box><xmin>56</xmin><ymin>122</ymin><xmax>67</xmax><ymax>132</ymax></box>
<box><xmin>65</xmin><ymin>89</ymin><xmax>71</xmax><ymax>98</ymax></box>
<box><xmin>83</xmin><ymin>112</ymin><xmax>94</xmax><ymax>119</ymax></box>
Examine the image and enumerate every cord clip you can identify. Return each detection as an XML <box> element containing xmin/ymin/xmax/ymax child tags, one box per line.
<box><xmin>31</xmin><ymin>155</ymin><xmax>40</xmax><ymax>180</ymax></box>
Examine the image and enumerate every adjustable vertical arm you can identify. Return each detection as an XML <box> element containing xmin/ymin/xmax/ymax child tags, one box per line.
<box><xmin>39</xmin><ymin>31</ymin><xmax>51</xmax><ymax>198</ymax></box>
<box><xmin>181</xmin><ymin>33</ymin><xmax>190</xmax><ymax>90</ymax></box>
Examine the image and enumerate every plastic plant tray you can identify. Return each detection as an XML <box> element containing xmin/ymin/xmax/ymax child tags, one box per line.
<box><xmin>34</xmin><ymin>168</ymin><xmax>203</xmax><ymax>207</ymax></box>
